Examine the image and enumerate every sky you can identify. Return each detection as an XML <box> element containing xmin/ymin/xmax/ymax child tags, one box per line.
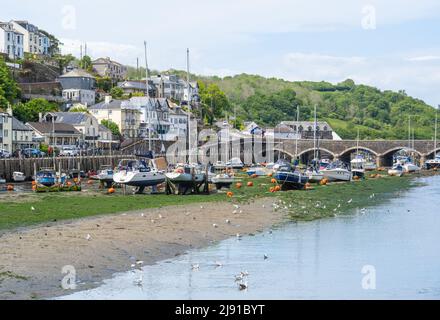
<box><xmin>3</xmin><ymin>0</ymin><xmax>440</xmax><ymax>106</ymax></box>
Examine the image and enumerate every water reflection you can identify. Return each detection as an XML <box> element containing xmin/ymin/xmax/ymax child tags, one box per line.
<box><xmin>62</xmin><ymin>176</ymin><xmax>440</xmax><ymax>300</ymax></box>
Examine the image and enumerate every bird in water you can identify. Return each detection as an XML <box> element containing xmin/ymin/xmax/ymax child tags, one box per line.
<box><xmin>264</xmin><ymin>254</ymin><xmax>269</xmax><ymax>260</ymax></box>
<box><xmin>192</xmin><ymin>264</ymin><xmax>200</xmax><ymax>271</ymax></box>
<box><xmin>238</xmin><ymin>282</ymin><xmax>248</xmax><ymax>291</ymax></box>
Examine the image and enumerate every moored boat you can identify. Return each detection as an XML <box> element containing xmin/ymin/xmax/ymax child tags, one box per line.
<box><xmin>321</xmin><ymin>163</ymin><xmax>352</xmax><ymax>182</ymax></box>
<box><xmin>388</xmin><ymin>163</ymin><xmax>404</xmax><ymax>177</ymax></box>
<box><xmin>274</xmin><ymin>163</ymin><xmax>309</xmax><ymax>190</ymax></box>
<box><xmin>12</xmin><ymin>172</ymin><xmax>26</xmax><ymax>182</ymax></box>
<box><xmin>113</xmin><ymin>159</ymin><xmax>166</xmax><ymax>193</ymax></box>
<box><xmin>225</xmin><ymin>158</ymin><xmax>244</xmax><ymax>170</ymax></box>
<box><xmin>93</xmin><ymin>165</ymin><xmax>115</xmax><ymax>187</ymax></box>
<box><xmin>165</xmin><ymin>164</ymin><xmax>206</xmax><ymax>184</ymax></box>
<box><xmin>425</xmin><ymin>154</ymin><xmax>440</xmax><ymax>170</ymax></box>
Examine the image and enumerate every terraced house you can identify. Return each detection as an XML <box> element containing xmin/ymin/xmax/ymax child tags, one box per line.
<box><xmin>10</xmin><ymin>20</ymin><xmax>51</xmax><ymax>55</ymax></box>
<box><xmin>92</xmin><ymin>57</ymin><xmax>127</xmax><ymax>81</ymax></box>
<box><xmin>0</xmin><ymin>108</ymin><xmax>13</xmax><ymax>153</ymax></box>
<box><xmin>0</xmin><ymin>21</ymin><xmax>24</xmax><ymax>60</ymax></box>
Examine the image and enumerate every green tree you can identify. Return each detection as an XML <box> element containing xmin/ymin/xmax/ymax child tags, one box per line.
<box><xmin>12</xmin><ymin>99</ymin><xmax>59</xmax><ymax>122</ymax></box>
<box><xmin>79</xmin><ymin>55</ymin><xmax>93</xmax><ymax>72</ymax></box>
<box><xmin>96</xmin><ymin>76</ymin><xmax>113</xmax><ymax>92</ymax></box>
<box><xmin>0</xmin><ymin>57</ymin><xmax>20</xmax><ymax>108</ymax></box>
<box><xmin>110</xmin><ymin>87</ymin><xmax>124</xmax><ymax>99</ymax></box>
<box><xmin>101</xmin><ymin>119</ymin><xmax>120</xmax><ymax>137</ymax></box>
<box><xmin>69</xmin><ymin>105</ymin><xmax>89</xmax><ymax>113</ymax></box>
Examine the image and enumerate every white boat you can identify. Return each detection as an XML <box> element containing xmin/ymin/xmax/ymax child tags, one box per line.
<box><xmin>306</xmin><ymin>167</ymin><xmax>324</xmax><ymax>182</ymax></box>
<box><xmin>321</xmin><ymin>163</ymin><xmax>352</xmax><ymax>182</ymax></box>
<box><xmin>210</xmin><ymin>173</ymin><xmax>235</xmax><ymax>189</ymax></box>
<box><xmin>426</xmin><ymin>153</ymin><xmax>440</xmax><ymax>170</ymax></box>
<box><xmin>0</xmin><ymin>177</ymin><xmax>6</xmax><ymax>184</ymax></box>
<box><xmin>364</xmin><ymin>162</ymin><xmax>377</xmax><ymax>171</ymax></box>
<box><xmin>12</xmin><ymin>172</ymin><xmax>26</xmax><ymax>182</ymax></box>
<box><xmin>225</xmin><ymin>158</ymin><xmax>244</xmax><ymax>169</ymax></box>
<box><xmin>165</xmin><ymin>164</ymin><xmax>206</xmax><ymax>184</ymax></box>
<box><xmin>93</xmin><ymin>165</ymin><xmax>114</xmax><ymax>187</ymax></box>
<box><xmin>213</xmin><ymin>161</ymin><xmax>227</xmax><ymax>170</ymax></box>
<box><xmin>113</xmin><ymin>159</ymin><xmax>166</xmax><ymax>193</ymax></box>
<box><xmin>351</xmin><ymin>156</ymin><xmax>365</xmax><ymax>179</ymax></box>
<box><xmin>388</xmin><ymin>163</ymin><xmax>404</xmax><ymax>177</ymax></box>
<box><xmin>403</xmin><ymin>162</ymin><xmax>421</xmax><ymax>173</ymax></box>
<box><xmin>246</xmin><ymin>165</ymin><xmax>268</xmax><ymax>176</ymax></box>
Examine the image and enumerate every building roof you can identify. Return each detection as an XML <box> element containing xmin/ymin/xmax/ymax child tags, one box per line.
<box><xmin>274</xmin><ymin>124</ymin><xmax>295</xmax><ymax>134</ymax></box>
<box><xmin>89</xmin><ymin>99</ymin><xmax>123</xmax><ymax>110</ymax></box>
<box><xmin>92</xmin><ymin>57</ymin><xmax>124</xmax><ymax>67</ymax></box>
<box><xmin>59</xmin><ymin>69</ymin><xmax>95</xmax><ymax>79</ymax></box>
<box><xmin>26</xmin><ymin>122</ymin><xmax>81</xmax><ymax>135</ymax></box>
<box><xmin>12</xmin><ymin>117</ymin><xmax>31</xmax><ymax>131</ymax></box>
<box><xmin>122</xmin><ymin>97</ymin><xmax>169</xmax><ymax>111</ymax></box>
<box><xmin>46</xmin><ymin>112</ymin><xmax>91</xmax><ymax>125</ymax></box>
<box><xmin>117</xmin><ymin>81</ymin><xmax>154</xmax><ymax>91</ymax></box>
<box><xmin>280</xmin><ymin>121</ymin><xmax>333</xmax><ymax>130</ymax></box>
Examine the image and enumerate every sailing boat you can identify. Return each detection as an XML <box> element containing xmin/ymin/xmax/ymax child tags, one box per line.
<box><xmin>306</xmin><ymin>105</ymin><xmax>324</xmax><ymax>182</ymax></box>
<box><xmin>402</xmin><ymin>117</ymin><xmax>421</xmax><ymax>173</ymax></box>
<box><xmin>165</xmin><ymin>49</ymin><xmax>207</xmax><ymax>185</ymax></box>
<box><xmin>426</xmin><ymin>111</ymin><xmax>440</xmax><ymax>169</ymax></box>
<box><xmin>351</xmin><ymin>129</ymin><xmax>365</xmax><ymax>179</ymax></box>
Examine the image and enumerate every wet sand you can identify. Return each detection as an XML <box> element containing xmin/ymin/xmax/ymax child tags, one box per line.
<box><xmin>0</xmin><ymin>198</ymin><xmax>285</xmax><ymax>300</ymax></box>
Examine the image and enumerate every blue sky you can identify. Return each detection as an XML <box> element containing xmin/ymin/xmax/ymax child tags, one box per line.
<box><xmin>3</xmin><ymin>0</ymin><xmax>440</xmax><ymax>106</ymax></box>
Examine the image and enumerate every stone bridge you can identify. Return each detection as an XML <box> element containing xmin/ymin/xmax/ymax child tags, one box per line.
<box><xmin>274</xmin><ymin>139</ymin><xmax>439</xmax><ymax>166</ymax></box>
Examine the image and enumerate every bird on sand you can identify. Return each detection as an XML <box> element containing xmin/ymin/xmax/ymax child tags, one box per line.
<box><xmin>86</xmin><ymin>234</ymin><xmax>92</xmax><ymax>241</ymax></box>
<box><xmin>347</xmin><ymin>199</ymin><xmax>353</xmax><ymax>204</ymax></box>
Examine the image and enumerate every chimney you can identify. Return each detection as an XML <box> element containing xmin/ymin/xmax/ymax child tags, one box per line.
<box><xmin>105</xmin><ymin>96</ymin><xmax>112</xmax><ymax>104</ymax></box>
<box><xmin>38</xmin><ymin>112</ymin><xmax>43</xmax><ymax>122</ymax></box>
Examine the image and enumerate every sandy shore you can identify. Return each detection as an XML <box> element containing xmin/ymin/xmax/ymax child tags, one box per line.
<box><xmin>0</xmin><ymin>198</ymin><xmax>285</xmax><ymax>300</ymax></box>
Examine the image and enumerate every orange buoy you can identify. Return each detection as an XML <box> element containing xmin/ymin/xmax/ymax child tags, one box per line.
<box><xmin>353</xmin><ymin>175</ymin><xmax>360</xmax><ymax>181</ymax></box>
<box><xmin>269</xmin><ymin>187</ymin><xmax>275</xmax><ymax>193</ymax></box>
<box><xmin>32</xmin><ymin>185</ymin><xmax>37</xmax><ymax>191</ymax></box>
<box><xmin>247</xmin><ymin>181</ymin><xmax>254</xmax><ymax>187</ymax></box>
<box><xmin>236</xmin><ymin>182</ymin><xmax>243</xmax><ymax>189</ymax></box>
<box><xmin>227</xmin><ymin>191</ymin><xmax>234</xmax><ymax>198</ymax></box>
<box><xmin>267</xmin><ymin>173</ymin><xmax>273</xmax><ymax>177</ymax></box>
<box><xmin>251</xmin><ymin>174</ymin><xmax>258</xmax><ymax>178</ymax></box>
<box><xmin>66</xmin><ymin>181</ymin><xmax>72</xmax><ymax>186</ymax></box>
<box><xmin>108</xmin><ymin>187</ymin><xmax>116</xmax><ymax>194</ymax></box>
<box><xmin>271</xmin><ymin>178</ymin><xmax>277</xmax><ymax>184</ymax></box>
<box><xmin>7</xmin><ymin>184</ymin><xmax>14</xmax><ymax>191</ymax></box>
<box><xmin>320</xmin><ymin>179</ymin><xmax>328</xmax><ymax>186</ymax></box>
<box><xmin>274</xmin><ymin>185</ymin><xmax>281</xmax><ymax>192</ymax></box>
<box><xmin>32</xmin><ymin>180</ymin><xmax>37</xmax><ymax>186</ymax></box>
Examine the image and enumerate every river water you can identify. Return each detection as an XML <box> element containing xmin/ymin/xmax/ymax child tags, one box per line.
<box><xmin>62</xmin><ymin>176</ymin><xmax>440</xmax><ymax>300</ymax></box>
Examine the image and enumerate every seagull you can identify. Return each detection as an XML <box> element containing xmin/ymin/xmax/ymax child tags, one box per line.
<box><xmin>133</xmin><ymin>274</ymin><xmax>143</xmax><ymax>287</ymax></box>
<box><xmin>213</xmin><ymin>223</ymin><xmax>218</xmax><ymax>228</ymax></box>
<box><xmin>86</xmin><ymin>234</ymin><xmax>92</xmax><ymax>241</ymax></box>
<box><xmin>233</xmin><ymin>210</ymin><xmax>238</xmax><ymax>214</ymax></box>
<box><xmin>215</xmin><ymin>261</ymin><xmax>223</xmax><ymax>267</ymax></box>
<box><xmin>151</xmin><ymin>219</ymin><xmax>156</xmax><ymax>224</ymax></box>
<box><xmin>264</xmin><ymin>254</ymin><xmax>269</xmax><ymax>260</ymax></box>
<box><xmin>226</xmin><ymin>219</ymin><xmax>231</xmax><ymax>224</ymax></box>
<box><xmin>238</xmin><ymin>282</ymin><xmax>248</xmax><ymax>291</ymax></box>
<box><xmin>233</xmin><ymin>204</ymin><xmax>240</xmax><ymax>209</ymax></box>
<box><xmin>31</xmin><ymin>206</ymin><xmax>35</xmax><ymax>211</ymax></box>
<box><xmin>141</xmin><ymin>213</ymin><xmax>145</xmax><ymax>217</ymax></box>
<box><xmin>241</xmin><ymin>271</ymin><xmax>249</xmax><ymax>276</ymax></box>
<box><xmin>158</xmin><ymin>214</ymin><xmax>163</xmax><ymax>219</ymax></box>
<box><xmin>347</xmin><ymin>199</ymin><xmax>353</xmax><ymax>204</ymax></box>
<box><xmin>200</xmin><ymin>206</ymin><xmax>204</xmax><ymax>209</ymax></box>
<box><xmin>192</xmin><ymin>264</ymin><xmax>200</xmax><ymax>271</ymax></box>
<box><xmin>236</xmin><ymin>233</ymin><xmax>242</xmax><ymax>240</ymax></box>
<box><xmin>235</xmin><ymin>274</ymin><xmax>244</xmax><ymax>282</ymax></box>
<box><xmin>136</xmin><ymin>260</ymin><xmax>144</xmax><ymax>266</ymax></box>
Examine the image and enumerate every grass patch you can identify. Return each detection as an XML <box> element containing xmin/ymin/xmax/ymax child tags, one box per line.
<box><xmin>0</xmin><ymin>173</ymin><xmax>423</xmax><ymax>231</ymax></box>
<box><xmin>0</xmin><ymin>271</ymin><xmax>29</xmax><ymax>283</ymax></box>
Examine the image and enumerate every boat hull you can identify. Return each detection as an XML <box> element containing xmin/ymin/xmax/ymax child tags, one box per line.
<box><xmin>165</xmin><ymin>172</ymin><xmax>206</xmax><ymax>184</ymax></box>
<box><xmin>322</xmin><ymin>169</ymin><xmax>352</xmax><ymax>182</ymax></box>
<box><xmin>388</xmin><ymin>169</ymin><xmax>403</xmax><ymax>177</ymax></box>
<box><xmin>275</xmin><ymin>172</ymin><xmax>309</xmax><ymax>190</ymax></box>
<box><xmin>113</xmin><ymin>171</ymin><xmax>166</xmax><ymax>187</ymax></box>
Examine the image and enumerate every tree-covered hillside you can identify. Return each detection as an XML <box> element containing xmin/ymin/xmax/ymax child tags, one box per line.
<box><xmin>196</xmin><ymin>74</ymin><xmax>437</xmax><ymax>140</ymax></box>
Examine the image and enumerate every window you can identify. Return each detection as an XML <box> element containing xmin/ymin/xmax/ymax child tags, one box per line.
<box><xmin>4</xmin><ymin>130</ymin><xmax>8</xmax><ymax>137</ymax></box>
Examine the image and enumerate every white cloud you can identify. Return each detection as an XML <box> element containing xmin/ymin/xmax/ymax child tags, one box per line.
<box><xmin>406</xmin><ymin>56</ymin><xmax>440</xmax><ymax>62</ymax></box>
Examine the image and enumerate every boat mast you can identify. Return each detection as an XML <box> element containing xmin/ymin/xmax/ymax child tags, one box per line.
<box><xmin>186</xmin><ymin>48</ymin><xmax>191</xmax><ymax>164</ymax></box>
<box><xmin>295</xmin><ymin>105</ymin><xmax>299</xmax><ymax>159</ymax></box>
<box><xmin>52</xmin><ymin>116</ymin><xmax>56</xmax><ymax>171</ymax></box>
<box><xmin>435</xmin><ymin>109</ymin><xmax>438</xmax><ymax>155</ymax></box>
<box><xmin>408</xmin><ymin>116</ymin><xmax>411</xmax><ymax>151</ymax></box>
<box><xmin>144</xmin><ymin>41</ymin><xmax>152</xmax><ymax>152</ymax></box>
<box><xmin>313</xmin><ymin>105</ymin><xmax>317</xmax><ymax>161</ymax></box>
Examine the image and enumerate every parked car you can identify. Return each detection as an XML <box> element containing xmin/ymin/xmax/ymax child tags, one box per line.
<box><xmin>0</xmin><ymin>149</ymin><xmax>11</xmax><ymax>158</ymax></box>
<box><xmin>59</xmin><ymin>147</ymin><xmax>80</xmax><ymax>157</ymax></box>
<box><xmin>23</xmin><ymin>148</ymin><xmax>46</xmax><ymax>158</ymax></box>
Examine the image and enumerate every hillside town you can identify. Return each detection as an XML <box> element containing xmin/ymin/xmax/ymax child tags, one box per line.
<box><xmin>0</xmin><ymin>19</ymin><xmax>339</xmax><ymax>158</ymax></box>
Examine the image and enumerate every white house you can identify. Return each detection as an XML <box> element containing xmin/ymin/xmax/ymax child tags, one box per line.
<box><xmin>0</xmin><ymin>107</ymin><xmax>13</xmax><ymax>153</ymax></box>
<box><xmin>0</xmin><ymin>21</ymin><xmax>24</xmax><ymax>60</ymax></box>
<box><xmin>12</xmin><ymin>117</ymin><xmax>35</xmax><ymax>151</ymax></box>
<box><xmin>10</xmin><ymin>21</ymin><xmax>51</xmax><ymax>55</ymax></box>
<box><xmin>166</xmin><ymin>101</ymin><xmax>188</xmax><ymax>141</ymax></box>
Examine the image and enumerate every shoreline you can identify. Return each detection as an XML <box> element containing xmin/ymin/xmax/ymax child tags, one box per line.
<box><xmin>0</xmin><ymin>171</ymin><xmax>437</xmax><ymax>300</ymax></box>
<box><xmin>0</xmin><ymin>198</ymin><xmax>285</xmax><ymax>300</ymax></box>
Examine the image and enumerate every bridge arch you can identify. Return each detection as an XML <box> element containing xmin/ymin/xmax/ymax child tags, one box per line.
<box><xmin>380</xmin><ymin>146</ymin><xmax>423</xmax><ymax>167</ymax></box>
<box><xmin>338</xmin><ymin>146</ymin><xmax>379</xmax><ymax>157</ymax></box>
<box><xmin>425</xmin><ymin>147</ymin><xmax>440</xmax><ymax>158</ymax></box>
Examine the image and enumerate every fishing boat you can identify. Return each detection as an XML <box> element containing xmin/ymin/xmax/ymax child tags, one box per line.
<box><xmin>403</xmin><ymin>161</ymin><xmax>421</xmax><ymax>173</ymax></box>
<box><xmin>113</xmin><ymin>159</ymin><xmax>166</xmax><ymax>193</ymax></box>
<box><xmin>225</xmin><ymin>158</ymin><xmax>244</xmax><ymax>169</ymax></box>
<box><xmin>35</xmin><ymin>168</ymin><xmax>57</xmax><ymax>187</ymax></box>
<box><xmin>246</xmin><ymin>165</ymin><xmax>268</xmax><ymax>177</ymax></box>
<box><xmin>426</xmin><ymin>153</ymin><xmax>440</xmax><ymax>170</ymax></box>
<box><xmin>210</xmin><ymin>173</ymin><xmax>235</xmax><ymax>189</ymax></box>
<box><xmin>92</xmin><ymin>165</ymin><xmax>115</xmax><ymax>187</ymax></box>
<box><xmin>321</xmin><ymin>162</ymin><xmax>352</xmax><ymax>182</ymax></box>
<box><xmin>213</xmin><ymin>161</ymin><xmax>227</xmax><ymax>170</ymax></box>
<box><xmin>351</xmin><ymin>155</ymin><xmax>365</xmax><ymax>179</ymax></box>
<box><xmin>12</xmin><ymin>171</ymin><xmax>26</xmax><ymax>182</ymax></box>
<box><xmin>274</xmin><ymin>163</ymin><xmax>309</xmax><ymax>190</ymax></box>
<box><xmin>165</xmin><ymin>164</ymin><xmax>206</xmax><ymax>184</ymax></box>
<box><xmin>388</xmin><ymin>163</ymin><xmax>404</xmax><ymax>177</ymax></box>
